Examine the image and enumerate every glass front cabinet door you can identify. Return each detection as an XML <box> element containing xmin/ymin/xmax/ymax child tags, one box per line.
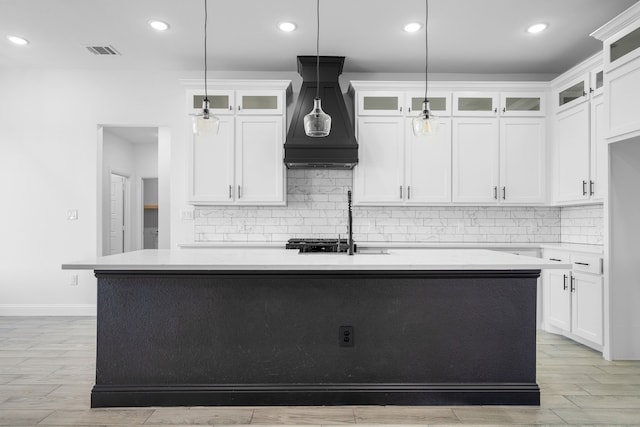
<box><xmin>357</xmin><ymin>91</ymin><xmax>404</xmax><ymax>116</ymax></box>
<box><xmin>556</xmin><ymin>75</ymin><xmax>589</xmax><ymax>111</ymax></box>
<box><xmin>405</xmin><ymin>92</ymin><xmax>451</xmax><ymax>116</ymax></box>
<box><xmin>500</xmin><ymin>93</ymin><xmax>546</xmax><ymax>117</ymax></box>
<box><xmin>236</xmin><ymin>90</ymin><xmax>284</xmax><ymax>115</ymax></box>
<box><xmin>453</xmin><ymin>92</ymin><xmax>499</xmax><ymax>116</ymax></box>
<box><xmin>192</xmin><ymin>90</ymin><xmax>235</xmax><ymax>115</ymax></box>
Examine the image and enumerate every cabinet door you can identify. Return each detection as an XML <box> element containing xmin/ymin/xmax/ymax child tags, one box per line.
<box><xmin>236</xmin><ymin>90</ymin><xmax>284</xmax><ymax>115</ymax></box>
<box><xmin>590</xmin><ymin>68</ymin><xmax>605</xmax><ymax>98</ymax></box>
<box><xmin>353</xmin><ymin>117</ymin><xmax>404</xmax><ymax>204</ymax></box>
<box><xmin>607</xmin><ymin>58</ymin><xmax>640</xmax><ymax>140</ymax></box>
<box><xmin>500</xmin><ymin>93</ymin><xmax>545</xmax><ymax>117</ymax></box>
<box><xmin>554</xmin><ymin>103</ymin><xmax>590</xmax><ymax>203</ymax></box>
<box><xmin>191</xmin><ymin>91</ymin><xmax>235</xmax><ymax>115</ymax></box>
<box><xmin>357</xmin><ymin>91</ymin><xmax>404</xmax><ymax>116</ymax></box>
<box><xmin>453</xmin><ymin>92</ymin><xmax>499</xmax><ymax>117</ymax></box>
<box><xmin>452</xmin><ymin>118</ymin><xmax>499</xmax><ymax>203</ymax></box>
<box><xmin>546</xmin><ymin>270</ymin><xmax>572</xmax><ymax>331</ymax></box>
<box><xmin>405</xmin><ymin>118</ymin><xmax>452</xmax><ymax>203</ymax></box>
<box><xmin>556</xmin><ymin>74</ymin><xmax>589</xmax><ymax>112</ymax></box>
<box><xmin>500</xmin><ymin>118</ymin><xmax>546</xmax><ymax>204</ymax></box>
<box><xmin>571</xmin><ymin>272</ymin><xmax>604</xmax><ymax>345</ymax></box>
<box><xmin>235</xmin><ymin>116</ymin><xmax>285</xmax><ymax>205</ymax></box>
<box><xmin>590</xmin><ymin>95</ymin><xmax>606</xmax><ymax>201</ymax></box>
<box><xmin>189</xmin><ymin>116</ymin><xmax>235</xmax><ymax>204</ymax></box>
<box><xmin>406</xmin><ymin>91</ymin><xmax>451</xmax><ymax>116</ymax></box>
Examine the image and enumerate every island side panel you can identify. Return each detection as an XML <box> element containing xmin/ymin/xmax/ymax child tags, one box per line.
<box><xmin>93</xmin><ymin>270</ymin><xmax>539</xmax><ymax>406</ymax></box>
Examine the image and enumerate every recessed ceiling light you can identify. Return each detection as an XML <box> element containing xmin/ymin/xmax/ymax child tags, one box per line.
<box><xmin>403</xmin><ymin>22</ymin><xmax>422</xmax><ymax>33</ymax></box>
<box><xmin>7</xmin><ymin>35</ymin><xmax>29</xmax><ymax>45</ymax></box>
<box><xmin>148</xmin><ymin>20</ymin><xmax>170</xmax><ymax>31</ymax></box>
<box><xmin>527</xmin><ymin>23</ymin><xmax>548</xmax><ymax>34</ymax></box>
<box><xmin>278</xmin><ymin>22</ymin><xmax>297</xmax><ymax>32</ymax></box>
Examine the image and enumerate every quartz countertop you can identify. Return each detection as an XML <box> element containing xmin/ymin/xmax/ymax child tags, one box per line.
<box><xmin>62</xmin><ymin>248</ymin><xmax>571</xmax><ymax>271</ymax></box>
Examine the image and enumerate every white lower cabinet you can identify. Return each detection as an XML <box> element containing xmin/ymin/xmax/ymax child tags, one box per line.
<box><xmin>543</xmin><ymin>249</ymin><xmax>604</xmax><ymax>350</ymax></box>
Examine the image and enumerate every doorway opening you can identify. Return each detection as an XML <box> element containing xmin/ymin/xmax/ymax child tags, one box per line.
<box><xmin>98</xmin><ymin>126</ymin><xmax>166</xmax><ymax>256</ymax></box>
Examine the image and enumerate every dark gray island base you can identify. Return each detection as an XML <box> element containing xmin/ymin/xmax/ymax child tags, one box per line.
<box><xmin>92</xmin><ymin>269</ymin><xmax>540</xmax><ymax>407</ymax></box>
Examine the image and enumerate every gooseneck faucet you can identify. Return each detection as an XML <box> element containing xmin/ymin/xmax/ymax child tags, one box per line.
<box><xmin>347</xmin><ymin>190</ymin><xmax>354</xmax><ymax>255</ymax></box>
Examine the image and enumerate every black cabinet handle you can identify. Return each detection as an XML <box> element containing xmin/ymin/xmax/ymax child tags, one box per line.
<box><xmin>549</xmin><ymin>258</ymin><xmax>562</xmax><ymax>262</ymax></box>
<box><xmin>400</xmin><ymin>186</ymin><xmax>403</xmax><ymax>199</ymax></box>
<box><xmin>493</xmin><ymin>186</ymin><xmax>498</xmax><ymax>200</ymax></box>
<box><xmin>570</xmin><ymin>276</ymin><xmax>576</xmax><ymax>292</ymax></box>
<box><xmin>582</xmin><ymin>180</ymin><xmax>587</xmax><ymax>196</ymax></box>
<box><xmin>502</xmin><ymin>186</ymin><xmax>506</xmax><ymax>200</ymax></box>
<box><xmin>563</xmin><ymin>274</ymin><xmax>568</xmax><ymax>291</ymax></box>
<box><xmin>590</xmin><ymin>180</ymin><xmax>594</xmax><ymax>196</ymax></box>
<box><xmin>575</xmin><ymin>262</ymin><xmax>590</xmax><ymax>266</ymax></box>
<box><xmin>408</xmin><ymin>186</ymin><xmax>411</xmax><ymax>200</ymax></box>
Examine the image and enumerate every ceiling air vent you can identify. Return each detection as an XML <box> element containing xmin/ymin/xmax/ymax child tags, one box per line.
<box><xmin>86</xmin><ymin>45</ymin><xmax>121</xmax><ymax>56</ymax></box>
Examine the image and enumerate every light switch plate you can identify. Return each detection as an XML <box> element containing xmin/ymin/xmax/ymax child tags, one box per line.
<box><xmin>181</xmin><ymin>209</ymin><xmax>194</xmax><ymax>220</ymax></box>
<box><xmin>67</xmin><ymin>209</ymin><xmax>79</xmax><ymax>220</ymax></box>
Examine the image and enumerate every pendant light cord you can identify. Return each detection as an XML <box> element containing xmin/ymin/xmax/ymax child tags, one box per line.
<box><xmin>316</xmin><ymin>0</ymin><xmax>320</xmax><ymax>100</ymax></box>
<box><xmin>424</xmin><ymin>0</ymin><xmax>428</xmax><ymax>103</ymax></box>
<box><xmin>204</xmin><ymin>0</ymin><xmax>208</xmax><ymax>100</ymax></box>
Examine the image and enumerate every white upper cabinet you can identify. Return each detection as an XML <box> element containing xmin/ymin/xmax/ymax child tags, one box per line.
<box><xmin>453</xmin><ymin>92</ymin><xmax>499</xmax><ymax>116</ymax></box>
<box><xmin>590</xmin><ymin>95</ymin><xmax>606</xmax><ymax>202</ymax></box>
<box><xmin>189</xmin><ymin>116</ymin><xmax>235</xmax><ymax>204</ymax></box>
<box><xmin>554</xmin><ymin>102</ymin><xmax>591</xmax><ymax>204</ymax></box>
<box><xmin>235</xmin><ymin>116</ymin><xmax>285</xmax><ymax>204</ymax></box>
<box><xmin>452</xmin><ymin>118</ymin><xmax>500</xmax><ymax>203</ymax></box>
<box><xmin>499</xmin><ymin>118</ymin><xmax>546</xmax><ymax>204</ymax></box>
<box><xmin>356</xmin><ymin>91</ymin><xmax>404</xmax><ymax>116</ymax></box>
<box><xmin>404</xmin><ymin>118</ymin><xmax>452</xmax><ymax>203</ymax></box>
<box><xmin>184</xmin><ymin>80</ymin><xmax>290</xmax><ymax>206</ymax></box>
<box><xmin>353</xmin><ymin>116</ymin><xmax>405</xmax><ymax>203</ymax></box>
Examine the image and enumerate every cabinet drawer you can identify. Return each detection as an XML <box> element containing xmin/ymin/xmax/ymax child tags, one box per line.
<box><xmin>544</xmin><ymin>250</ymin><xmax>569</xmax><ymax>263</ymax></box>
<box><xmin>571</xmin><ymin>254</ymin><xmax>602</xmax><ymax>274</ymax></box>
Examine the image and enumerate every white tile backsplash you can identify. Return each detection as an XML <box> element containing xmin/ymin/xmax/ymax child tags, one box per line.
<box><xmin>560</xmin><ymin>204</ymin><xmax>604</xmax><ymax>245</ymax></box>
<box><xmin>194</xmin><ymin>170</ymin><xmax>565</xmax><ymax>244</ymax></box>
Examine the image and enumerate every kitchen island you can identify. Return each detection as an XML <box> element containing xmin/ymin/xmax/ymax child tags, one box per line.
<box><xmin>63</xmin><ymin>248</ymin><xmax>569</xmax><ymax>407</ymax></box>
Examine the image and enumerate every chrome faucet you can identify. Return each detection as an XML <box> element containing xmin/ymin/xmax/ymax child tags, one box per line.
<box><xmin>347</xmin><ymin>190</ymin><xmax>354</xmax><ymax>255</ymax></box>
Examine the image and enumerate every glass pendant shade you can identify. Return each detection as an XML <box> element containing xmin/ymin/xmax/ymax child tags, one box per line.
<box><xmin>304</xmin><ymin>98</ymin><xmax>331</xmax><ymax>137</ymax></box>
<box><xmin>412</xmin><ymin>100</ymin><xmax>439</xmax><ymax>136</ymax></box>
<box><xmin>192</xmin><ymin>98</ymin><xmax>220</xmax><ymax>136</ymax></box>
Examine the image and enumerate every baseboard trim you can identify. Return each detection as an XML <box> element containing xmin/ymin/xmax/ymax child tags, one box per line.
<box><xmin>0</xmin><ymin>304</ymin><xmax>97</xmax><ymax>316</ymax></box>
<box><xmin>91</xmin><ymin>383</ymin><xmax>541</xmax><ymax>407</ymax></box>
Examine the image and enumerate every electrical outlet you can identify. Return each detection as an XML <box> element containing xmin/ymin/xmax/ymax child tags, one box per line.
<box><xmin>181</xmin><ymin>209</ymin><xmax>194</xmax><ymax>220</ymax></box>
<box><xmin>339</xmin><ymin>326</ymin><xmax>354</xmax><ymax>347</ymax></box>
<box><xmin>69</xmin><ymin>274</ymin><xmax>78</xmax><ymax>286</ymax></box>
<box><xmin>67</xmin><ymin>209</ymin><xmax>78</xmax><ymax>220</ymax></box>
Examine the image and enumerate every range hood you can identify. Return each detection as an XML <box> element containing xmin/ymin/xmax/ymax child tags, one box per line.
<box><xmin>284</xmin><ymin>56</ymin><xmax>358</xmax><ymax>169</ymax></box>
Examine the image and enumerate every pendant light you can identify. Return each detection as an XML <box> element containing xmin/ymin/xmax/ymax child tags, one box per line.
<box><xmin>191</xmin><ymin>0</ymin><xmax>220</xmax><ymax>136</ymax></box>
<box><xmin>412</xmin><ymin>0</ymin><xmax>439</xmax><ymax>136</ymax></box>
<box><xmin>303</xmin><ymin>0</ymin><xmax>331</xmax><ymax>137</ymax></box>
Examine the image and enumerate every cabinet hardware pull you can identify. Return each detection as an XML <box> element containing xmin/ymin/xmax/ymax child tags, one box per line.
<box><xmin>408</xmin><ymin>107</ymin><xmax>412</xmax><ymax>113</ymax></box>
<box><xmin>502</xmin><ymin>107</ymin><xmax>506</xmax><ymax>113</ymax></box>
<box><xmin>549</xmin><ymin>258</ymin><xmax>562</xmax><ymax>262</ymax></box>
<box><xmin>582</xmin><ymin>180</ymin><xmax>587</xmax><ymax>196</ymax></box>
<box><xmin>238</xmin><ymin>106</ymin><xmax>241</xmax><ymax>111</ymax></box>
<box><xmin>570</xmin><ymin>275</ymin><xmax>576</xmax><ymax>292</ymax></box>
<box><xmin>502</xmin><ymin>186</ymin><xmax>506</xmax><ymax>200</ymax></box>
<box><xmin>493</xmin><ymin>186</ymin><xmax>498</xmax><ymax>200</ymax></box>
<box><xmin>563</xmin><ymin>274</ymin><xmax>568</xmax><ymax>290</ymax></box>
<box><xmin>408</xmin><ymin>186</ymin><xmax>411</xmax><ymax>199</ymax></box>
<box><xmin>229</xmin><ymin>105</ymin><xmax>233</xmax><ymax>111</ymax></box>
<box><xmin>590</xmin><ymin>180</ymin><xmax>594</xmax><ymax>196</ymax></box>
<box><xmin>238</xmin><ymin>185</ymin><xmax>241</xmax><ymax>199</ymax></box>
<box><xmin>400</xmin><ymin>186</ymin><xmax>403</xmax><ymax>199</ymax></box>
<box><xmin>575</xmin><ymin>262</ymin><xmax>590</xmax><ymax>266</ymax></box>
<box><xmin>590</xmin><ymin>87</ymin><xmax>595</xmax><ymax>93</ymax></box>
<box><xmin>399</xmin><ymin>106</ymin><xmax>402</xmax><ymax>113</ymax></box>
<box><xmin>229</xmin><ymin>185</ymin><xmax>232</xmax><ymax>199</ymax></box>
<box><xmin>494</xmin><ymin>107</ymin><xmax>498</xmax><ymax>113</ymax></box>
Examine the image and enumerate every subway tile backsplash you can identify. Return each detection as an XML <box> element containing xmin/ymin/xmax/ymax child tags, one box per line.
<box><xmin>560</xmin><ymin>204</ymin><xmax>604</xmax><ymax>245</ymax></box>
<box><xmin>194</xmin><ymin>170</ymin><xmax>565</xmax><ymax>244</ymax></box>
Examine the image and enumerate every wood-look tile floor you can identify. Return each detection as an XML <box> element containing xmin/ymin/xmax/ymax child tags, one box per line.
<box><xmin>1</xmin><ymin>317</ymin><xmax>640</xmax><ymax>426</ymax></box>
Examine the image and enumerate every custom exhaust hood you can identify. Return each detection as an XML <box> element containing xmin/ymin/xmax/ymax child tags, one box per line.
<box><xmin>284</xmin><ymin>56</ymin><xmax>358</xmax><ymax>169</ymax></box>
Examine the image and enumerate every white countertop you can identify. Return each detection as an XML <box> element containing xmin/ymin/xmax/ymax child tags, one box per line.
<box><xmin>62</xmin><ymin>248</ymin><xmax>571</xmax><ymax>271</ymax></box>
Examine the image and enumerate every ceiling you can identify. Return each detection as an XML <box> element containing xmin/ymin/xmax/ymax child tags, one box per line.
<box><xmin>104</xmin><ymin>127</ymin><xmax>158</xmax><ymax>145</ymax></box>
<box><xmin>0</xmin><ymin>0</ymin><xmax>637</xmax><ymax>76</ymax></box>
